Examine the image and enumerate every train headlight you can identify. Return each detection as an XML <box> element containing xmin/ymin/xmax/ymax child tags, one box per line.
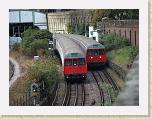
<box><xmin>100</xmin><ymin>56</ymin><xmax>102</xmax><ymax>58</ymax></box>
<box><xmin>91</xmin><ymin>57</ymin><xmax>93</xmax><ymax>59</ymax></box>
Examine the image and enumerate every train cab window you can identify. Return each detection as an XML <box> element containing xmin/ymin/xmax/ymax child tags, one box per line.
<box><xmin>99</xmin><ymin>49</ymin><xmax>104</xmax><ymax>55</ymax></box>
<box><xmin>87</xmin><ymin>49</ymin><xmax>93</xmax><ymax>56</ymax></box>
<box><xmin>78</xmin><ymin>58</ymin><xmax>85</xmax><ymax>65</ymax></box>
<box><xmin>65</xmin><ymin>59</ymin><xmax>72</xmax><ymax>66</ymax></box>
<box><xmin>73</xmin><ymin>59</ymin><xmax>78</xmax><ymax>66</ymax></box>
<box><xmin>94</xmin><ymin>49</ymin><xmax>99</xmax><ymax>55</ymax></box>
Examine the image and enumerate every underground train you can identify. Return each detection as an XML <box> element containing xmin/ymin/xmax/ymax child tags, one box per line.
<box><xmin>63</xmin><ymin>34</ymin><xmax>107</xmax><ymax>67</ymax></box>
<box><xmin>53</xmin><ymin>34</ymin><xmax>87</xmax><ymax>81</ymax></box>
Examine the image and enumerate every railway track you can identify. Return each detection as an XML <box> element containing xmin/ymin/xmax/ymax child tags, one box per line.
<box><xmin>88</xmin><ymin>69</ymin><xmax>120</xmax><ymax>106</ymax></box>
<box><xmin>51</xmin><ymin>81</ymin><xmax>66</xmax><ymax>106</ymax></box>
<box><xmin>53</xmin><ymin>81</ymin><xmax>86</xmax><ymax>106</ymax></box>
<box><xmin>101</xmin><ymin>70</ymin><xmax>120</xmax><ymax>102</ymax></box>
<box><xmin>52</xmin><ymin>69</ymin><xmax>120</xmax><ymax>106</ymax></box>
<box><xmin>91</xmin><ymin>72</ymin><xmax>104</xmax><ymax>106</ymax></box>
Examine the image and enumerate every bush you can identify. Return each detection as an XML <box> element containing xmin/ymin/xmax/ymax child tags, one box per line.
<box><xmin>30</xmin><ymin>39</ymin><xmax>48</xmax><ymax>56</ymax></box>
<box><xmin>107</xmin><ymin>46</ymin><xmax>138</xmax><ymax>67</ymax></box>
<box><xmin>20</xmin><ymin>28</ymin><xmax>52</xmax><ymax>57</ymax></box>
<box><xmin>100</xmin><ymin>33</ymin><xmax>130</xmax><ymax>51</ymax></box>
<box><xmin>26</xmin><ymin>57</ymin><xmax>61</xmax><ymax>89</ymax></box>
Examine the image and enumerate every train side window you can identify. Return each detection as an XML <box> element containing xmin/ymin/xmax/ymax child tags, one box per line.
<box><xmin>65</xmin><ymin>59</ymin><xmax>72</xmax><ymax>66</ymax></box>
<box><xmin>73</xmin><ymin>59</ymin><xmax>78</xmax><ymax>66</ymax></box>
<box><xmin>78</xmin><ymin>58</ymin><xmax>85</xmax><ymax>65</ymax></box>
<box><xmin>99</xmin><ymin>49</ymin><xmax>104</xmax><ymax>55</ymax></box>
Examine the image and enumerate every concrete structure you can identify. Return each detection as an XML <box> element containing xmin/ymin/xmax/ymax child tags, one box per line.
<box><xmin>89</xmin><ymin>26</ymin><xmax>101</xmax><ymax>42</ymax></box>
<box><xmin>47</xmin><ymin>10</ymin><xmax>92</xmax><ymax>33</ymax></box>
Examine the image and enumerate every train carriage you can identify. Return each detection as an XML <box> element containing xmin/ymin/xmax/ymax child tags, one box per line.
<box><xmin>63</xmin><ymin>34</ymin><xmax>107</xmax><ymax>67</ymax></box>
<box><xmin>53</xmin><ymin>34</ymin><xmax>87</xmax><ymax>80</ymax></box>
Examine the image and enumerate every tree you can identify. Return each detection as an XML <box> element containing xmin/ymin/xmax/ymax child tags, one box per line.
<box><xmin>21</xmin><ymin>28</ymin><xmax>52</xmax><ymax>56</ymax></box>
<box><xmin>91</xmin><ymin>9</ymin><xmax>139</xmax><ymax>28</ymax></box>
<box><xmin>67</xmin><ymin>23</ymin><xmax>75</xmax><ymax>34</ymax></box>
<box><xmin>91</xmin><ymin>9</ymin><xmax>111</xmax><ymax>28</ymax></box>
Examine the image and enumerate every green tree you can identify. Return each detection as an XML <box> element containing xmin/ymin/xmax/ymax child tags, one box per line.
<box><xmin>91</xmin><ymin>9</ymin><xmax>139</xmax><ymax>28</ymax></box>
<box><xmin>21</xmin><ymin>28</ymin><xmax>52</xmax><ymax>56</ymax></box>
<box><xmin>67</xmin><ymin>23</ymin><xmax>75</xmax><ymax>34</ymax></box>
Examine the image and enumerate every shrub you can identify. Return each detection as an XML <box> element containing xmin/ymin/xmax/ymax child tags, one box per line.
<box><xmin>107</xmin><ymin>46</ymin><xmax>138</xmax><ymax>67</ymax></box>
<box><xmin>26</xmin><ymin>57</ymin><xmax>61</xmax><ymax>89</ymax></box>
<box><xmin>30</xmin><ymin>39</ymin><xmax>48</xmax><ymax>56</ymax></box>
<box><xmin>100</xmin><ymin>33</ymin><xmax>130</xmax><ymax>51</ymax></box>
<box><xmin>20</xmin><ymin>28</ymin><xmax>52</xmax><ymax>57</ymax></box>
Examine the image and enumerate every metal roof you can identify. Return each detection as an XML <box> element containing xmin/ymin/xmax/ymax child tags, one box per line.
<box><xmin>54</xmin><ymin>34</ymin><xmax>85</xmax><ymax>58</ymax></box>
<box><xmin>64</xmin><ymin>34</ymin><xmax>105</xmax><ymax>49</ymax></box>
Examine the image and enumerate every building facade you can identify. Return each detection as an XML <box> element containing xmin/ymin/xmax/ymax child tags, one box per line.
<box><xmin>47</xmin><ymin>10</ymin><xmax>92</xmax><ymax>33</ymax></box>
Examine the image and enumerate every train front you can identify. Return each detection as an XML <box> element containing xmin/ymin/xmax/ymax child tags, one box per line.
<box><xmin>64</xmin><ymin>53</ymin><xmax>87</xmax><ymax>81</ymax></box>
<box><xmin>86</xmin><ymin>44</ymin><xmax>107</xmax><ymax>67</ymax></box>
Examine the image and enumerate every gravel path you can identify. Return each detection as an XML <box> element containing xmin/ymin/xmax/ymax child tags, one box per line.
<box><xmin>9</xmin><ymin>57</ymin><xmax>21</xmax><ymax>88</ymax></box>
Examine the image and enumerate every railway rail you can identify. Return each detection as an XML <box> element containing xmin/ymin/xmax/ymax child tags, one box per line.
<box><xmin>52</xmin><ymin>81</ymin><xmax>86</xmax><ymax>106</ymax></box>
<box><xmin>88</xmin><ymin>69</ymin><xmax>120</xmax><ymax>106</ymax></box>
<box><xmin>51</xmin><ymin>69</ymin><xmax>120</xmax><ymax>106</ymax></box>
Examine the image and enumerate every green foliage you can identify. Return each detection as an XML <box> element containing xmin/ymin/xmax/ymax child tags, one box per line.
<box><xmin>91</xmin><ymin>9</ymin><xmax>111</xmax><ymax>28</ymax></box>
<box><xmin>100</xmin><ymin>33</ymin><xmax>130</xmax><ymax>51</ymax></box>
<box><xmin>30</xmin><ymin>39</ymin><xmax>48</xmax><ymax>56</ymax></box>
<box><xmin>107</xmin><ymin>46</ymin><xmax>138</xmax><ymax>66</ymax></box>
<box><xmin>67</xmin><ymin>23</ymin><xmax>75</xmax><ymax>34</ymax></box>
<box><xmin>26</xmin><ymin>58</ymin><xmax>61</xmax><ymax>89</ymax></box>
<box><xmin>21</xmin><ymin>28</ymin><xmax>52</xmax><ymax>56</ymax></box>
<box><xmin>91</xmin><ymin>9</ymin><xmax>139</xmax><ymax>28</ymax></box>
<box><xmin>67</xmin><ymin>23</ymin><xmax>89</xmax><ymax>36</ymax></box>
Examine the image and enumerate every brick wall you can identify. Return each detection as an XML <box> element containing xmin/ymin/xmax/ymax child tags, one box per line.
<box><xmin>97</xmin><ymin>20</ymin><xmax>139</xmax><ymax>46</ymax></box>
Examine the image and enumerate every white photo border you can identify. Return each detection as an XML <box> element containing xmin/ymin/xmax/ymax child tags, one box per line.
<box><xmin>0</xmin><ymin>0</ymin><xmax>148</xmax><ymax>115</ymax></box>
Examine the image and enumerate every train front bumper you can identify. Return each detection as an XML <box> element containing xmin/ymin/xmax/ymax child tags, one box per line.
<box><xmin>64</xmin><ymin>74</ymin><xmax>86</xmax><ymax>80</ymax></box>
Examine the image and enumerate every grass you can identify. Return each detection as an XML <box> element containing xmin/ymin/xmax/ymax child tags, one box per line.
<box><xmin>107</xmin><ymin>46</ymin><xmax>138</xmax><ymax>69</ymax></box>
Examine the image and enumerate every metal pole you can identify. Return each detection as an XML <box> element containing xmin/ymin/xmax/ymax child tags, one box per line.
<box><xmin>85</xmin><ymin>16</ymin><xmax>87</xmax><ymax>37</ymax></box>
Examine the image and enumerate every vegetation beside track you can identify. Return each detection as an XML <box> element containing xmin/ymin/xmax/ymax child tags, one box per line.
<box><xmin>9</xmin><ymin>28</ymin><xmax>62</xmax><ymax>103</ymax></box>
<box><xmin>100</xmin><ymin>33</ymin><xmax>138</xmax><ymax>70</ymax></box>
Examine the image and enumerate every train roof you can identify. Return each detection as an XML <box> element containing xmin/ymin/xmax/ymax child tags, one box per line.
<box><xmin>65</xmin><ymin>34</ymin><xmax>105</xmax><ymax>49</ymax></box>
<box><xmin>54</xmin><ymin>34</ymin><xmax>85</xmax><ymax>58</ymax></box>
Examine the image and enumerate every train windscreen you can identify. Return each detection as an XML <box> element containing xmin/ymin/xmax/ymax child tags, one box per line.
<box><xmin>99</xmin><ymin>49</ymin><xmax>105</xmax><ymax>55</ymax></box>
<box><xmin>65</xmin><ymin>59</ymin><xmax>72</xmax><ymax>66</ymax></box>
<box><xmin>78</xmin><ymin>58</ymin><xmax>85</xmax><ymax>65</ymax></box>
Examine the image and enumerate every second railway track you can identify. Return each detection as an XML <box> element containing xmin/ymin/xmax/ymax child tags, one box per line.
<box><xmin>52</xmin><ymin>69</ymin><xmax>120</xmax><ymax>106</ymax></box>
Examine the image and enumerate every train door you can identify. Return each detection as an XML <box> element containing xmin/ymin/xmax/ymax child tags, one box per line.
<box><xmin>72</xmin><ymin>59</ymin><xmax>78</xmax><ymax>74</ymax></box>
